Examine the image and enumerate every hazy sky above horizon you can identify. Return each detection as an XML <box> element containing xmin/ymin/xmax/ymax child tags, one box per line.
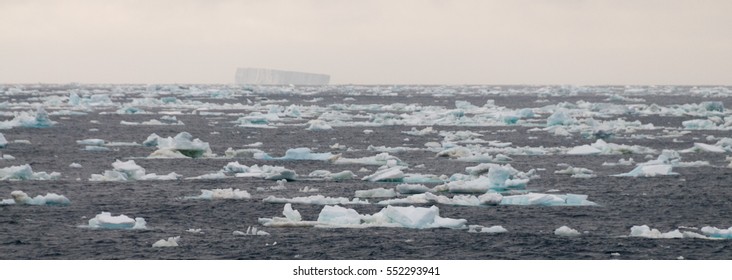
<box><xmin>2</xmin><ymin>0</ymin><xmax>731</xmax><ymax>85</ymax></box>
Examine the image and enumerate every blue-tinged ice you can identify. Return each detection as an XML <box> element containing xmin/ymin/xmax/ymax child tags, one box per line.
<box><xmin>255</xmin><ymin>147</ymin><xmax>335</xmax><ymax>161</ymax></box>
<box><xmin>87</xmin><ymin>212</ymin><xmax>147</xmax><ymax>230</ymax></box>
<box><xmin>546</xmin><ymin>110</ymin><xmax>577</xmax><ymax>126</ymax></box>
<box><xmin>0</xmin><ymin>164</ymin><xmax>60</xmax><ymax>181</ymax></box>
<box><xmin>700</xmin><ymin>226</ymin><xmax>732</xmax><ymax>239</ymax></box>
<box><xmin>68</xmin><ymin>93</ymin><xmax>114</xmax><ymax>107</ymax></box>
<box><xmin>396</xmin><ymin>183</ymin><xmax>431</xmax><ymax>194</ymax></box>
<box><xmin>317</xmin><ymin>205</ymin><xmax>362</xmax><ymax>225</ymax></box>
<box><xmin>0</xmin><ymin>133</ymin><xmax>6</xmax><ymax>147</ymax></box>
<box><xmin>682</xmin><ymin>119</ymin><xmax>717</xmax><ymax>129</ymax></box>
<box><xmin>0</xmin><ymin>107</ymin><xmax>56</xmax><ymax>129</ymax></box>
<box><xmin>0</xmin><ymin>190</ymin><xmax>70</xmax><ymax>206</ymax></box>
<box><xmin>368</xmin><ymin>205</ymin><xmax>467</xmax><ymax>229</ymax></box>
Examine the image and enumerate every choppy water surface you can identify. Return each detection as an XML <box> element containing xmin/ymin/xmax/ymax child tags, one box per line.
<box><xmin>1</xmin><ymin>84</ymin><xmax>732</xmax><ymax>259</ymax></box>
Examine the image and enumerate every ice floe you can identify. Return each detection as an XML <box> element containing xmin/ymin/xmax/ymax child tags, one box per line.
<box><xmin>700</xmin><ymin>226</ymin><xmax>732</xmax><ymax>239</ymax></box>
<box><xmin>263</xmin><ymin>195</ymin><xmax>369</xmax><ymax>205</ymax></box>
<box><xmin>354</xmin><ymin>188</ymin><xmax>397</xmax><ymax>198</ymax></box>
<box><xmin>255</xmin><ymin>147</ymin><xmax>336</xmax><ymax>161</ymax></box>
<box><xmin>185</xmin><ymin>188</ymin><xmax>251</xmax><ymax>200</ymax></box>
<box><xmin>0</xmin><ymin>107</ymin><xmax>56</xmax><ymax>129</ymax></box>
<box><xmin>308</xmin><ymin>170</ymin><xmax>356</xmax><ymax>180</ymax></box>
<box><xmin>554</xmin><ymin>226</ymin><xmax>581</xmax><ymax>237</ymax></box>
<box><xmin>87</xmin><ymin>212</ymin><xmax>147</xmax><ymax>230</ymax></box>
<box><xmin>152</xmin><ymin>236</ymin><xmax>180</xmax><ymax>247</ymax></box>
<box><xmin>0</xmin><ymin>164</ymin><xmax>60</xmax><ymax>181</ymax></box>
<box><xmin>259</xmin><ymin>204</ymin><xmax>467</xmax><ymax>229</ymax></box>
<box><xmin>147</xmin><ymin>132</ymin><xmax>213</xmax><ymax>158</ymax></box>
<box><xmin>0</xmin><ymin>191</ymin><xmax>70</xmax><ymax>206</ymax></box>
<box><xmin>469</xmin><ymin>225</ymin><xmax>508</xmax><ymax>233</ymax></box>
<box><xmin>233</xmin><ymin>226</ymin><xmax>270</xmax><ymax>236</ymax></box>
<box><xmin>627</xmin><ymin>225</ymin><xmax>702</xmax><ymax>239</ymax></box>
<box><xmin>89</xmin><ymin>160</ymin><xmax>181</xmax><ymax>181</ymax></box>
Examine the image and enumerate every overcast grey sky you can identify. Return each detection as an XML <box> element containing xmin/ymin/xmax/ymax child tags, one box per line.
<box><xmin>1</xmin><ymin>0</ymin><xmax>731</xmax><ymax>85</ymax></box>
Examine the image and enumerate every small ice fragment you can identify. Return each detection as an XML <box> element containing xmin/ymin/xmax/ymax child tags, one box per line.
<box><xmin>152</xmin><ymin>236</ymin><xmax>180</xmax><ymax>247</ymax></box>
<box><xmin>554</xmin><ymin>226</ymin><xmax>581</xmax><ymax>237</ymax></box>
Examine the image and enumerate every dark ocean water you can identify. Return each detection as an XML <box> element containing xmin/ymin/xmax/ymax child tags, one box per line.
<box><xmin>2</xmin><ymin>85</ymin><xmax>732</xmax><ymax>259</ymax></box>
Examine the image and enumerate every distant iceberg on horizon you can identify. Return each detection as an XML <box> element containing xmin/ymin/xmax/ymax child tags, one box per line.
<box><xmin>235</xmin><ymin>68</ymin><xmax>330</xmax><ymax>85</ymax></box>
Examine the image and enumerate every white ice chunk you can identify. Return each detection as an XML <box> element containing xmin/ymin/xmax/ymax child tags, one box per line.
<box><xmin>629</xmin><ymin>225</ymin><xmax>683</xmax><ymax>239</ymax></box>
<box><xmin>554</xmin><ymin>226</ymin><xmax>581</xmax><ymax>237</ymax></box>
<box><xmin>308</xmin><ymin>170</ymin><xmax>356</xmax><ymax>180</ymax></box>
<box><xmin>0</xmin><ymin>133</ymin><xmax>7</xmax><ymax>148</ymax></box>
<box><xmin>567</xmin><ymin>145</ymin><xmax>602</xmax><ymax>155</ymax></box>
<box><xmin>355</xmin><ymin>188</ymin><xmax>397</xmax><ymax>198</ymax></box>
<box><xmin>362</xmin><ymin>167</ymin><xmax>405</xmax><ymax>182</ymax></box>
<box><xmin>283</xmin><ymin>203</ymin><xmax>302</xmax><ymax>222</ymax></box>
<box><xmin>232</xmin><ymin>164</ymin><xmax>297</xmax><ymax>180</ymax></box>
<box><xmin>76</xmin><ymin>139</ymin><xmax>105</xmax><ymax>146</ymax></box>
<box><xmin>255</xmin><ymin>147</ymin><xmax>335</xmax><ymax>161</ymax></box>
<box><xmin>0</xmin><ymin>164</ymin><xmax>61</xmax><ymax>181</ymax></box>
<box><xmin>150</xmin><ymin>132</ymin><xmax>213</xmax><ymax>158</ymax></box>
<box><xmin>370</xmin><ymin>205</ymin><xmax>467</xmax><ymax>229</ymax></box>
<box><xmin>333</xmin><ymin>153</ymin><xmax>405</xmax><ymax>166</ymax></box>
<box><xmin>613</xmin><ymin>164</ymin><xmax>675</xmax><ymax>177</ymax></box>
<box><xmin>481</xmin><ymin>225</ymin><xmax>508</xmax><ymax>233</ymax></box>
<box><xmin>396</xmin><ymin>183</ymin><xmax>431</xmax><ymax>194</ymax></box>
<box><xmin>0</xmin><ymin>107</ymin><xmax>56</xmax><ymax>129</ymax></box>
<box><xmin>263</xmin><ymin>195</ymin><xmax>368</xmax><ymax>205</ymax></box>
<box><xmin>685</xmin><ymin>143</ymin><xmax>726</xmax><ymax>153</ymax></box>
<box><xmin>152</xmin><ymin>236</ymin><xmax>180</xmax><ymax>247</ymax></box>
<box><xmin>5</xmin><ymin>190</ymin><xmax>70</xmax><ymax>206</ymax></box>
<box><xmin>317</xmin><ymin>205</ymin><xmax>362</xmax><ymax>225</ymax></box>
<box><xmin>500</xmin><ymin>193</ymin><xmax>597</xmax><ymax>206</ymax></box>
<box><xmin>90</xmin><ymin>160</ymin><xmax>180</xmax><ymax>181</ymax></box>
<box><xmin>700</xmin><ymin>226</ymin><xmax>732</xmax><ymax>239</ymax></box>
<box><xmin>87</xmin><ymin>212</ymin><xmax>147</xmax><ymax>230</ymax></box>
<box><xmin>185</xmin><ymin>188</ymin><xmax>251</xmax><ymax>200</ymax></box>
<box><xmin>306</xmin><ymin>120</ymin><xmax>333</xmax><ymax>131</ymax></box>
